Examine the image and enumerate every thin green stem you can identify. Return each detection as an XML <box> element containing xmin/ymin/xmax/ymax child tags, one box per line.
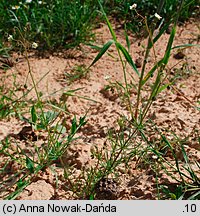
<box><xmin>140</xmin><ymin>0</ymin><xmax>185</xmax><ymax>123</ymax></box>
<box><xmin>98</xmin><ymin>0</ymin><xmax>134</xmax><ymax>118</ymax></box>
<box><xmin>134</xmin><ymin>0</ymin><xmax>166</xmax><ymax>120</ymax></box>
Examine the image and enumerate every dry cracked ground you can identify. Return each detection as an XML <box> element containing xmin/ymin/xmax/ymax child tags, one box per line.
<box><xmin>0</xmin><ymin>18</ymin><xmax>199</xmax><ymax>200</ymax></box>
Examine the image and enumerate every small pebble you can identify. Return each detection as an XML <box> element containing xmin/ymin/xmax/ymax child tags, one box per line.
<box><xmin>173</xmin><ymin>51</ymin><xmax>185</xmax><ymax>59</ymax></box>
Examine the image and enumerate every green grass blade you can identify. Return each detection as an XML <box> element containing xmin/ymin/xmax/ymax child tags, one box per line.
<box><xmin>142</xmin><ymin>25</ymin><xmax>176</xmax><ymax>88</ymax></box>
<box><xmin>26</xmin><ymin>157</ymin><xmax>35</xmax><ymax>173</ymax></box>
<box><xmin>163</xmin><ymin>25</ymin><xmax>176</xmax><ymax>65</ymax></box>
<box><xmin>157</xmin><ymin>83</ymin><xmax>172</xmax><ymax>94</ymax></box>
<box><xmin>98</xmin><ymin>0</ymin><xmax>117</xmax><ymax>42</ymax></box>
<box><xmin>88</xmin><ymin>40</ymin><xmax>115</xmax><ymax>68</ymax></box>
<box><xmin>141</xmin><ymin>59</ymin><xmax>163</xmax><ymax>86</ymax></box>
<box><xmin>8</xmin><ymin>10</ymin><xmax>22</xmax><ymax>30</ymax></box>
<box><xmin>172</xmin><ymin>44</ymin><xmax>200</xmax><ymax>49</ymax></box>
<box><xmin>86</xmin><ymin>43</ymin><xmax>102</xmax><ymax>51</ymax></box>
<box><xmin>151</xmin><ymin>73</ymin><xmax>161</xmax><ymax>99</ymax></box>
<box><xmin>63</xmin><ymin>88</ymin><xmax>84</xmax><ymax>96</ymax></box>
<box><xmin>180</xmin><ymin>144</ymin><xmax>199</xmax><ymax>183</ymax></box>
<box><xmin>161</xmin><ymin>134</ymin><xmax>185</xmax><ymax>183</ymax></box>
<box><xmin>31</xmin><ymin>105</ymin><xmax>37</xmax><ymax>124</ymax></box>
<box><xmin>148</xmin><ymin>20</ymin><xmax>172</xmax><ymax>49</ymax></box>
<box><xmin>116</xmin><ymin>42</ymin><xmax>140</xmax><ymax>76</ymax></box>
<box><xmin>188</xmin><ymin>191</ymin><xmax>200</xmax><ymax>200</ymax></box>
<box><xmin>180</xmin><ymin>144</ymin><xmax>189</xmax><ymax>164</ymax></box>
<box><xmin>124</xmin><ymin>27</ymin><xmax>130</xmax><ymax>51</ymax></box>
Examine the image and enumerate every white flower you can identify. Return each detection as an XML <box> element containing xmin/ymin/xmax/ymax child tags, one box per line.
<box><xmin>130</xmin><ymin>3</ymin><xmax>137</xmax><ymax>10</ymax></box>
<box><xmin>25</xmin><ymin>0</ymin><xmax>32</xmax><ymax>3</ymax></box>
<box><xmin>104</xmin><ymin>75</ymin><xmax>111</xmax><ymax>80</ymax></box>
<box><xmin>154</xmin><ymin>13</ymin><xmax>162</xmax><ymax>20</ymax></box>
<box><xmin>12</xmin><ymin>5</ymin><xmax>20</xmax><ymax>10</ymax></box>
<box><xmin>32</xmin><ymin>42</ymin><xmax>38</xmax><ymax>49</ymax></box>
<box><xmin>38</xmin><ymin>1</ymin><xmax>42</xmax><ymax>4</ymax></box>
<box><xmin>8</xmin><ymin>35</ymin><xmax>13</xmax><ymax>41</ymax></box>
<box><xmin>152</xmin><ymin>155</ymin><xmax>158</xmax><ymax>160</ymax></box>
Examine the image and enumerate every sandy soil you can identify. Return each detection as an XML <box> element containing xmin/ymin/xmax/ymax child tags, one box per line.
<box><xmin>0</xmin><ymin>19</ymin><xmax>199</xmax><ymax>200</ymax></box>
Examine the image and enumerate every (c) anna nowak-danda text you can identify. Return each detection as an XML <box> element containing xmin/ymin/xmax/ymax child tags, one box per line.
<box><xmin>17</xmin><ymin>203</ymin><xmax>117</xmax><ymax>213</ymax></box>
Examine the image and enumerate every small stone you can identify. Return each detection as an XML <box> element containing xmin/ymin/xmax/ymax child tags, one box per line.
<box><xmin>173</xmin><ymin>51</ymin><xmax>185</xmax><ymax>59</ymax></box>
<box><xmin>135</xmin><ymin>57</ymin><xmax>142</xmax><ymax>68</ymax></box>
<box><xmin>94</xmin><ymin>178</ymin><xmax>119</xmax><ymax>200</ymax></box>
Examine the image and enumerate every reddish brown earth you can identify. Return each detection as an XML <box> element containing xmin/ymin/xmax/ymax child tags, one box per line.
<box><xmin>0</xmin><ymin>19</ymin><xmax>199</xmax><ymax>200</ymax></box>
